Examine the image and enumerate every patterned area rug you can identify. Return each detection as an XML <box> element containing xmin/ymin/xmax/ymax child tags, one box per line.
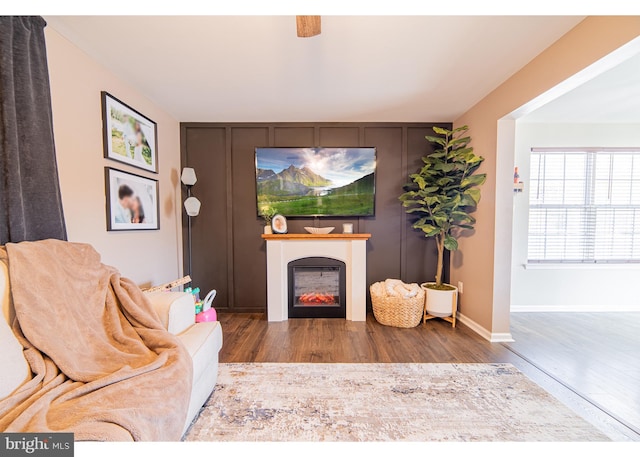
<box><xmin>185</xmin><ymin>363</ymin><xmax>608</xmax><ymax>441</ymax></box>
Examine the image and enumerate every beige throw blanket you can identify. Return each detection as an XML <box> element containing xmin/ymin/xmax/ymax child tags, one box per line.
<box><xmin>0</xmin><ymin>240</ymin><xmax>192</xmax><ymax>441</ymax></box>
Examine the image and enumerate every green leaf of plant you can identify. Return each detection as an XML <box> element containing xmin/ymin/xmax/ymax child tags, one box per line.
<box><xmin>465</xmin><ymin>155</ymin><xmax>483</xmax><ymax>164</ymax></box>
<box><xmin>452</xmin><ymin>125</ymin><xmax>468</xmax><ymax>133</ymax></box>
<box><xmin>398</xmin><ymin>191</ymin><xmax>417</xmax><ymax>201</ymax></box>
<box><xmin>433</xmin><ymin>163</ymin><xmax>455</xmax><ymax>172</ymax></box>
<box><xmin>449</xmin><ymin>137</ymin><xmax>471</xmax><ymax>146</ymax></box>
<box><xmin>444</xmin><ymin>235</ymin><xmax>458</xmax><ymax>251</ymax></box>
<box><xmin>450</xmin><ymin>212</ymin><xmax>471</xmax><ymax>223</ymax></box>
<box><xmin>428</xmin><ymin>151</ymin><xmax>447</xmax><ymax>159</ymax></box>
<box><xmin>425</xmin><ymin>135</ymin><xmax>446</xmax><ymax>146</ymax></box>
<box><xmin>461</xmin><ymin>174</ymin><xmax>487</xmax><ymax>188</ymax></box>
<box><xmin>432</xmin><ymin>126</ymin><xmax>450</xmax><ymax>135</ymax></box>
<box><xmin>459</xmin><ymin>194</ymin><xmax>475</xmax><ymax>207</ymax></box>
<box><xmin>437</xmin><ymin>177</ymin><xmax>453</xmax><ymax>186</ymax></box>
<box><xmin>451</xmin><ymin>147</ymin><xmax>473</xmax><ymax>155</ymax></box>
<box><xmin>418</xmin><ymin>224</ymin><xmax>436</xmax><ymax>233</ymax></box>
<box><xmin>465</xmin><ymin>188</ymin><xmax>481</xmax><ymax>204</ymax></box>
<box><xmin>432</xmin><ymin>215</ymin><xmax>447</xmax><ymax>226</ymax></box>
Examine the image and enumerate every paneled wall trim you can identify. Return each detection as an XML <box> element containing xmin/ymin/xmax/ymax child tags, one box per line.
<box><xmin>180</xmin><ymin>123</ymin><xmax>451</xmax><ymax>312</ymax></box>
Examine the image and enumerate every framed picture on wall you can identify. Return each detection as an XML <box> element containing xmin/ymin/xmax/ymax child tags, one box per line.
<box><xmin>101</xmin><ymin>91</ymin><xmax>158</xmax><ymax>173</ymax></box>
<box><xmin>105</xmin><ymin>167</ymin><xmax>159</xmax><ymax>231</ymax></box>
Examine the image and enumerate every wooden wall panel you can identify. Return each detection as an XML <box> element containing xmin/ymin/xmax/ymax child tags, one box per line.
<box><xmin>273</xmin><ymin>127</ymin><xmax>314</xmax><ymax>146</ymax></box>
<box><xmin>361</xmin><ymin>127</ymin><xmax>403</xmax><ymax>290</ymax></box>
<box><xmin>318</xmin><ymin>126</ymin><xmax>359</xmax><ymax>147</ymax></box>
<box><xmin>181</xmin><ymin>122</ymin><xmax>451</xmax><ymax>312</ymax></box>
<box><xmin>231</xmin><ymin>127</ymin><xmax>269</xmax><ymax>311</ymax></box>
<box><xmin>183</xmin><ymin>127</ymin><xmax>229</xmax><ymax>306</ymax></box>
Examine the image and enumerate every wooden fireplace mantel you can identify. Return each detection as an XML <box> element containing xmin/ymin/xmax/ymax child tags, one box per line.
<box><xmin>261</xmin><ymin>233</ymin><xmax>371</xmax><ymax>241</ymax></box>
<box><xmin>262</xmin><ymin>233</ymin><xmax>369</xmax><ymax>322</ymax></box>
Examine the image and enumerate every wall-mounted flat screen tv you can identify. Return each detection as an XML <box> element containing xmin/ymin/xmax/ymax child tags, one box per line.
<box><xmin>255</xmin><ymin>147</ymin><xmax>376</xmax><ymax>217</ymax></box>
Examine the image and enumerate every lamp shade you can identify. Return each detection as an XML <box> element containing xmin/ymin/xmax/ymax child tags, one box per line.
<box><xmin>181</xmin><ymin>167</ymin><xmax>197</xmax><ymax>186</ymax></box>
<box><xmin>184</xmin><ymin>196</ymin><xmax>201</xmax><ymax>217</ymax></box>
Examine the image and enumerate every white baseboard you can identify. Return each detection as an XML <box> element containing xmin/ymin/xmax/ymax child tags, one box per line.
<box><xmin>511</xmin><ymin>305</ymin><xmax>640</xmax><ymax>312</ymax></box>
<box><xmin>457</xmin><ymin>313</ymin><xmax>514</xmax><ymax>343</ymax></box>
<box><xmin>457</xmin><ymin>313</ymin><xmax>491</xmax><ymax>340</ymax></box>
<box><xmin>489</xmin><ymin>332</ymin><xmax>516</xmax><ymax>343</ymax></box>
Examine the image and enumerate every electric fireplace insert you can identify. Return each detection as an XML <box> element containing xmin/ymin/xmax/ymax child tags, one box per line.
<box><xmin>287</xmin><ymin>257</ymin><xmax>346</xmax><ymax>318</ymax></box>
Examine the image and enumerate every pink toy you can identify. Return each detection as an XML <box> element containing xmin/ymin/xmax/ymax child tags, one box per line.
<box><xmin>196</xmin><ymin>307</ymin><xmax>217</xmax><ymax>323</ymax></box>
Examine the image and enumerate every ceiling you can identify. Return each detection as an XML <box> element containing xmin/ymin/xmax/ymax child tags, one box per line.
<box><xmin>521</xmin><ymin>51</ymin><xmax>640</xmax><ymax>123</ymax></box>
<box><xmin>46</xmin><ymin>16</ymin><xmax>584</xmax><ymax>122</ymax></box>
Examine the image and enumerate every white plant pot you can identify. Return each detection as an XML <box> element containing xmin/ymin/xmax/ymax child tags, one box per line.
<box><xmin>421</xmin><ymin>283</ymin><xmax>458</xmax><ymax>317</ymax></box>
<box><xmin>264</xmin><ymin>225</ymin><xmax>273</xmax><ymax>234</ymax></box>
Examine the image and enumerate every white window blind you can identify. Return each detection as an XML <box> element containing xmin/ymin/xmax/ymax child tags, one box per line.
<box><xmin>528</xmin><ymin>148</ymin><xmax>640</xmax><ymax>264</ymax></box>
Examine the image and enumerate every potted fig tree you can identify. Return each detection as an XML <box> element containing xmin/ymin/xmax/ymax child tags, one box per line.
<box><xmin>399</xmin><ymin>125</ymin><xmax>485</xmax><ymax>319</ymax></box>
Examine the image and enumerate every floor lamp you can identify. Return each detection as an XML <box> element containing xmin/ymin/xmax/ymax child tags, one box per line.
<box><xmin>181</xmin><ymin>167</ymin><xmax>201</xmax><ymax>278</ymax></box>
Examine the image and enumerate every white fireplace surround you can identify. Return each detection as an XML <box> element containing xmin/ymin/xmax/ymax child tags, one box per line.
<box><xmin>263</xmin><ymin>234</ymin><xmax>371</xmax><ymax>321</ymax></box>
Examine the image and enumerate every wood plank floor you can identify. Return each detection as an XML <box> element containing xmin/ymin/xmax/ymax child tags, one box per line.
<box><xmin>217</xmin><ymin>312</ymin><xmax>639</xmax><ymax>440</ymax></box>
<box><xmin>507</xmin><ymin>312</ymin><xmax>640</xmax><ymax>435</ymax></box>
<box><xmin>218</xmin><ymin>313</ymin><xmax>520</xmax><ymax>363</ymax></box>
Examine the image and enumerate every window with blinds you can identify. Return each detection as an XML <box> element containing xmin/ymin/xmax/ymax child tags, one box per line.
<box><xmin>528</xmin><ymin>148</ymin><xmax>640</xmax><ymax>264</ymax></box>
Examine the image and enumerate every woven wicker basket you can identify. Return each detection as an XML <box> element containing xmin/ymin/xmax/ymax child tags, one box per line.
<box><xmin>370</xmin><ymin>281</ymin><xmax>425</xmax><ymax>328</ymax></box>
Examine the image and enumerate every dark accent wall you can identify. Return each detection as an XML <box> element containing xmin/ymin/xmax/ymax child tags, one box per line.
<box><xmin>180</xmin><ymin>123</ymin><xmax>451</xmax><ymax>312</ymax></box>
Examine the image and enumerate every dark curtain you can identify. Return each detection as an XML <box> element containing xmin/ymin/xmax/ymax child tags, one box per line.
<box><xmin>0</xmin><ymin>16</ymin><xmax>67</xmax><ymax>244</ymax></box>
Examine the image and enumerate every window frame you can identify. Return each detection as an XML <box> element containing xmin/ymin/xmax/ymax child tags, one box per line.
<box><xmin>527</xmin><ymin>147</ymin><xmax>640</xmax><ymax>265</ymax></box>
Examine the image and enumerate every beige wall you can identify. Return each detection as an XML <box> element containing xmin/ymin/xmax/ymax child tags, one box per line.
<box><xmin>452</xmin><ymin>17</ymin><xmax>640</xmax><ymax>334</ymax></box>
<box><xmin>45</xmin><ymin>27</ymin><xmax>183</xmax><ymax>287</ymax></box>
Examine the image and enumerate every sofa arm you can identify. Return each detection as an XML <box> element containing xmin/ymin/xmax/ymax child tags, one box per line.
<box><xmin>146</xmin><ymin>291</ymin><xmax>195</xmax><ymax>335</ymax></box>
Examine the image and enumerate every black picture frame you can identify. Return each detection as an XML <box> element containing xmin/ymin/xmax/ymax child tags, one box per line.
<box><xmin>255</xmin><ymin>147</ymin><xmax>377</xmax><ymax>217</ymax></box>
<box><xmin>101</xmin><ymin>91</ymin><xmax>158</xmax><ymax>173</ymax></box>
<box><xmin>105</xmin><ymin>167</ymin><xmax>160</xmax><ymax>231</ymax></box>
